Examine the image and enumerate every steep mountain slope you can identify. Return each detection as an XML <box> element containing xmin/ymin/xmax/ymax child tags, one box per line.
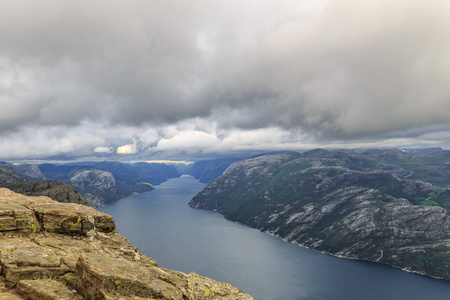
<box><xmin>69</xmin><ymin>170</ymin><xmax>120</xmax><ymax>207</ymax></box>
<box><xmin>189</xmin><ymin>151</ymin><xmax>450</xmax><ymax>280</ymax></box>
<box><xmin>189</xmin><ymin>158</ymin><xmax>242</xmax><ymax>183</ymax></box>
<box><xmin>0</xmin><ymin>168</ymin><xmax>25</xmax><ymax>185</ymax></box>
<box><xmin>0</xmin><ymin>167</ymin><xmax>88</xmax><ymax>206</ymax></box>
<box><xmin>0</xmin><ymin>162</ymin><xmax>46</xmax><ymax>181</ymax></box>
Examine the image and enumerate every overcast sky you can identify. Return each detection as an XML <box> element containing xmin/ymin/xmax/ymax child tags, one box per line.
<box><xmin>1</xmin><ymin>0</ymin><xmax>450</xmax><ymax>162</ymax></box>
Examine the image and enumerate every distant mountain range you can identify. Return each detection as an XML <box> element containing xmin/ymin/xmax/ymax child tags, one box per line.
<box><xmin>0</xmin><ymin>157</ymin><xmax>240</xmax><ymax>207</ymax></box>
<box><xmin>0</xmin><ymin>161</ymin><xmax>181</xmax><ymax>207</ymax></box>
<box><xmin>38</xmin><ymin>161</ymin><xmax>181</xmax><ymax>206</ymax></box>
<box><xmin>190</xmin><ymin>148</ymin><xmax>450</xmax><ymax>280</ymax></box>
<box><xmin>0</xmin><ymin>162</ymin><xmax>88</xmax><ymax>205</ymax></box>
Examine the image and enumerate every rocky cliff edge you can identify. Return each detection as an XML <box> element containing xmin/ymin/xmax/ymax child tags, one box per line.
<box><xmin>0</xmin><ymin>188</ymin><xmax>252</xmax><ymax>300</ymax></box>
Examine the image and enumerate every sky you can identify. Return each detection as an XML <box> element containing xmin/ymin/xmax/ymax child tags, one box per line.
<box><xmin>1</xmin><ymin>0</ymin><xmax>450</xmax><ymax>162</ymax></box>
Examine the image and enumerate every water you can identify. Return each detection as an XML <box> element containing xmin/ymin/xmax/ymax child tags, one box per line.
<box><xmin>99</xmin><ymin>175</ymin><xmax>450</xmax><ymax>300</ymax></box>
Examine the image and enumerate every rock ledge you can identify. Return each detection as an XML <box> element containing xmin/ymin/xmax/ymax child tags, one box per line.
<box><xmin>0</xmin><ymin>188</ymin><xmax>252</xmax><ymax>299</ymax></box>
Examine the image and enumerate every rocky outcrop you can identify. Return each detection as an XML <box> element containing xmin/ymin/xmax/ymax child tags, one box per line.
<box><xmin>190</xmin><ymin>152</ymin><xmax>450</xmax><ymax>280</ymax></box>
<box><xmin>70</xmin><ymin>170</ymin><xmax>118</xmax><ymax>207</ymax></box>
<box><xmin>0</xmin><ymin>163</ymin><xmax>45</xmax><ymax>182</ymax></box>
<box><xmin>6</xmin><ymin>180</ymin><xmax>89</xmax><ymax>206</ymax></box>
<box><xmin>0</xmin><ymin>189</ymin><xmax>252</xmax><ymax>299</ymax></box>
<box><xmin>0</xmin><ymin>168</ymin><xmax>25</xmax><ymax>186</ymax></box>
<box><xmin>0</xmin><ymin>166</ymin><xmax>89</xmax><ymax>207</ymax></box>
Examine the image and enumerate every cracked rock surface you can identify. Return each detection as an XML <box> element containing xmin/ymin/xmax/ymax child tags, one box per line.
<box><xmin>0</xmin><ymin>188</ymin><xmax>252</xmax><ymax>299</ymax></box>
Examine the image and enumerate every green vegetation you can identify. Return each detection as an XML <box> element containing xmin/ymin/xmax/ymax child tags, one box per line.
<box><xmin>413</xmin><ymin>189</ymin><xmax>446</xmax><ymax>208</ymax></box>
<box><xmin>190</xmin><ymin>149</ymin><xmax>450</xmax><ymax>281</ymax></box>
<box><xmin>419</xmin><ymin>200</ymin><xmax>439</xmax><ymax>206</ymax></box>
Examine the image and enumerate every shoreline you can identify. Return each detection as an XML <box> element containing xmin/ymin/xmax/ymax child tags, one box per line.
<box><xmin>192</xmin><ymin>206</ymin><xmax>450</xmax><ymax>283</ymax></box>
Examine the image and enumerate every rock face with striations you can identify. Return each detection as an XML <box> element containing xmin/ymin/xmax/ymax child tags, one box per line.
<box><xmin>0</xmin><ymin>168</ymin><xmax>25</xmax><ymax>186</ymax></box>
<box><xmin>190</xmin><ymin>151</ymin><xmax>450</xmax><ymax>280</ymax></box>
<box><xmin>0</xmin><ymin>188</ymin><xmax>252</xmax><ymax>299</ymax></box>
<box><xmin>70</xmin><ymin>170</ymin><xmax>118</xmax><ymax>207</ymax></box>
<box><xmin>0</xmin><ymin>162</ymin><xmax>45</xmax><ymax>182</ymax></box>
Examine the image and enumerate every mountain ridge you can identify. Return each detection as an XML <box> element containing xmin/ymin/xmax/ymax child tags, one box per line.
<box><xmin>189</xmin><ymin>149</ymin><xmax>450</xmax><ymax>280</ymax></box>
<box><xmin>0</xmin><ymin>166</ymin><xmax>89</xmax><ymax>206</ymax></box>
<box><xmin>39</xmin><ymin>161</ymin><xmax>181</xmax><ymax>206</ymax></box>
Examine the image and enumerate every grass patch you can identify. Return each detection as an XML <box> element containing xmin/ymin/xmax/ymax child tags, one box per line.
<box><xmin>419</xmin><ymin>200</ymin><xmax>439</xmax><ymax>206</ymax></box>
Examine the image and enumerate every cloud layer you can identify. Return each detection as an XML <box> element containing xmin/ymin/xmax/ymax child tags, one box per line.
<box><xmin>1</xmin><ymin>0</ymin><xmax>450</xmax><ymax>160</ymax></box>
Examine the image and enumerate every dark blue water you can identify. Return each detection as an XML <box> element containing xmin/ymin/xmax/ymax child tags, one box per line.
<box><xmin>99</xmin><ymin>175</ymin><xmax>450</xmax><ymax>300</ymax></box>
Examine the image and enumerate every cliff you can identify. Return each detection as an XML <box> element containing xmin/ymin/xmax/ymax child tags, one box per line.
<box><xmin>70</xmin><ymin>170</ymin><xmax>120</xmax><ymax>207</ymax></box>
<box><xmin>0</xmin><ymin>166</ymin><xmax>89</xmax><ymax>207</ymax></box>
<box><xmin>189</xmin><ymin>151</ymin><xmax>450</xmax><ymax>280</ymax></box>
<box><xmin>6</xmin><ymin>180</ymin><xmax>89</xmax><ymax>206</ymax></box>
<box><xmin>0</xmin><ymin>188</ymin><xmax>252</xmax><ymax>299</ymax></box>
<box><xmin>189</xmin><ymin>158</ymin><xmax>241</xmax><ymax>183</ymax></box>
<box><xmin>0</xmin><ymin>162</ymin><xmax>45</xmax><ymax>182</ymax></box>
<box><xmin>0</xmin><ymin>168</ymin><xmax>25</xmax><ymax>186</ymax></box>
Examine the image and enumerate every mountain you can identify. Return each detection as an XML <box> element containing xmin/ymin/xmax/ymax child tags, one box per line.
<box><xmin>0</xmin><ymin>167</ymin><xmax>25</xmax><ymax>185</ymax></box>
<box><xmin>0</xmin><ymin>161</ymin><xmax>46</xmax><ymax>181</ymax></box>
<box><xmin>39</xmin><ymin>161</ymin><xmax>180</xmax><ymax>185</ymax></box>
<box><xmin>189</xmin><ymin>158</ymin><xmax>242</xmax><ymax>183</ymax></box>
<box><xmin>401</xmin><ymin>147</ymin><xmax>444</xmax><ymax>155</ymax></box>
<box><xmin>39</xmin><ymin>161</ymin><xmax>181</xmax><ymax>206</ymax></box>
<box><xmin>6</xmin><ymin>180</ymin><xmax>89</xmax><ymax>206</ymax></box>
<box><xmin>0</xmin><ymin>188</ymin><xmax>252</xmax><ymax>299</ymax></box>
<box><xmin>0</xmin><ymin>166</ymin><xmax>88</xmax><ymax>206</ymax></box>
<box><xmin>69</xmin><ymin>169</ymin><xmax>126</xmax><ymax>207</ymax></box>
<box><xmin>189</xmin><ymin>150</ymin><xmax>450</xmax><ymax>280</ymax></box>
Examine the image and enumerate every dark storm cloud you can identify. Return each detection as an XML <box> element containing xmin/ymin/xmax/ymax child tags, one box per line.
<box><xmin>1</xmin><ymin>0</ymin><xmax>450</xmax><ymax>159</ymax></box>
<box><xmin>208</xmin><ymin>0</ymin><xmax>450</xmax><ymax>139</ymax></box>
<box><xmin>0</xmin><ymin>0</ymin><xmax>218</xmax><ymax>129</ymax></box>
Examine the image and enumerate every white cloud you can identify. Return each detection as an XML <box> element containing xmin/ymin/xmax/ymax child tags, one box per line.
<box><xmin>117</xmin><ymin>143</ymin><xmax>137</xmax><ymax>154</ymax></box>
<box><xmin>136</xmin><ymin>128</ymin><xmax>159</xmax><ymax>145</ymax></box>
<box><xmin>156</xmin><ymin>130</ymin><xmax>219</xmax><ymax>151</ymax></box>
<box><xmin>94</xmin><ymin>146</ymin><xmax>113</xmax><ymax>153</ymax></box>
